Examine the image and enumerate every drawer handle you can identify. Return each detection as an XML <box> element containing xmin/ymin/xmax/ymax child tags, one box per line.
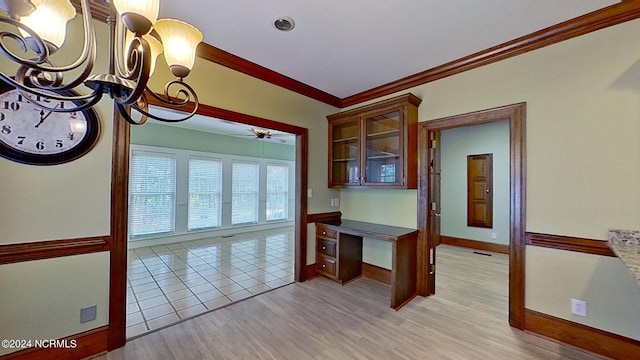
<box><xmin>322</xmin><ymin>231</ymin><xmax>327</xmax><ymax>235</ymax></box>
<box><xmin>322</xmin><ymin>246</ymin><xmax>326</xmax><ymax>250</ymax></box>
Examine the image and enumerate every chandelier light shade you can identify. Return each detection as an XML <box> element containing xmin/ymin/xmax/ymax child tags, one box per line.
<box><xmin>113</xmin><ymin>0</ymin><xmax>159</xmax><ymax>35</ymax></box>
<box><xmin>18</xmin><ymin>0</ymin><xmax>76</xmax><ymax>50</ymax></box>
<box><xmin>0</xmin><ymin>0</ymin><xmax>202</xmax><ymax>125</ymax></box>
<box><xmin>153</xmin><ymin>19</ymin><xmax>202</xmax><ymax>79</ymax></box>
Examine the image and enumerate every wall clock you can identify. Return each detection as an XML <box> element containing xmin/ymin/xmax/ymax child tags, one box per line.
<box><xmin>0</xmin><ymin>84</ymin><xmax>100</xmax><ymax>165</ymax></box>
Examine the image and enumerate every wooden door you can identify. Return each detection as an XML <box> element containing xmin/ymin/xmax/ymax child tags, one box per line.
<box><xmin>426</xmin><ymin>131</ymin><xmax>441</xmax><ymax>295</ymax></box>
<box><xmin>467</xmin><ymin>154</ymin><xmax>493</xmax><ymax>228</ymax></box>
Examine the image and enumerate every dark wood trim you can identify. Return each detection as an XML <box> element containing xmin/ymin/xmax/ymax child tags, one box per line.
<box><xmin>305</xmin><ymin>264</ymin><xmax>317</xmax><ymax>280</ymax></box>
<box><xmin>295</xmin><ymin>129</ymin><xmax>309</xmax><ymax>283</ymax></box>
<box><xmin>107</xmin><ymin>110</ymin><xmax>130</xmax><ymax>351</ymax></box>
<box><xmin>1</xmin><ymin>326</ymin><xmax>109</xmax><ymax>360</ymax></box>
<box><xmin>0</xmin><ymin>236</ymin><xmax>110</xmax><ymax>265</ymax></box>
<box><xmin>418</xmin><ymin>102</ymin><xmax>526</xmax><ymax>329</ymax></box>
<box><xmin>342</xmin><ymin>2</ymin><xmax>640</xmax><ymax>107</ymax></box>
<box><xmin>526</xmin><ymin>232</ymin><xmax>615</xmax><ymax>257</ymax></box>
<box><xmin>196</xmin><ymin>43</ymin><xmax>342</xmax><ymax>108</ymax></box>
<box><xmin>146</xmin><ymin>97</ymin><xmax>308</xmax><ymax>136</ymax></box>
<box><xmin>307</xmin><ymin>211</ymin><xmax>342</xmax><ymax>224</ymax></box>
<box><xmin>525</xmin><ymin>309</ymin><xmax>640</xmax><ymax>360</ymax></box>
<box><xmin>440</xmin><ymin>236</ymin><xmax>509</xmax><ymax>255</ymax></box>
<box><xmin>362</xmin><ymin>262</ymin><xmax>392</xmax><ymax>285</ymax></box>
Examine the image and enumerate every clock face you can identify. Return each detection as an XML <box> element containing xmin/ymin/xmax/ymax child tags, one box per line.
<box><xmin>0</xmin><ymin>87</ymin><xmax>100</xmax><ymax>165</ymax></box>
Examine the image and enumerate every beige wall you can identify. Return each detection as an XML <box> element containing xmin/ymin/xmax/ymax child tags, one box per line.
<box><xmin>338</xmin><ymin>19</ymin><xmax>640</xmax><ymax>339</ymax></box>
<box><xmin>0</xmin><ymin>15</ymin><xmax>340</xmax><ymax>353</ymax></box>
<box><xmin>0</xmin><ymin>18</ymin><xmax>114</xmax><ymax>354</ymax></box>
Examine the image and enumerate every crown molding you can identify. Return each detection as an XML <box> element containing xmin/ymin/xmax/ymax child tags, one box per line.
<box><xmin>71</xmin><ymin>1</ymin><xmax>640</xmax><ymax>108</ymax></box>
<box><xmin>341</xmin><ymin>1</ymin><xmax>640</xmax><ymax>107</ymax></box>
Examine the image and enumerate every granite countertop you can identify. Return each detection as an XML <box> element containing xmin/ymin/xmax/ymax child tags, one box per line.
<box><xmin>608</xmin><ymin>229</ymin><xmax>640</xmax><ymax>285</ymax></box>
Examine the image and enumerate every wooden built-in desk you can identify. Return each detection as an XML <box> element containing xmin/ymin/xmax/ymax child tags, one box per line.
<box><xmin>315</xmin><ymin>220</ymin><xmax>419</xmax><ymax>310</ymax></box>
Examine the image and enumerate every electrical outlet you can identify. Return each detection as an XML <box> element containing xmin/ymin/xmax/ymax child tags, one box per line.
<box><xmin>307</xmin><ymin>188</ymin><xmax>313</xmax><ymax>198</ymax></box>
<box><xmin>491</xmin><ymin>232</ymin><xmax>497</xmax><ymax>239</ymax></box>
<box><xmin>570</xmin><ymin>298</ymin><xmax>587</xmax><ymax>317</ymax></box>
<box><xmin>334</xmin><ymin>198</ymin><xmax>339</xmax><ymax>207</ymax></box>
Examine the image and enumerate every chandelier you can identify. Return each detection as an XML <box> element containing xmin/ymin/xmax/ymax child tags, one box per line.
<box><xmin>0</xmin><ymin>0</ymin><xmax>202</xmax><ymax>125</ymax></box>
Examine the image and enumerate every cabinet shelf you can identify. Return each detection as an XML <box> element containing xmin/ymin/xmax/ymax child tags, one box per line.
<box><xmin>367</xmin><ymin>129</ymin><xmax>400</xmax><ymax>139</ymax></box>
<box><xmin>367</xmin><ymin>154</ymin><xmax>399</xmax><ymax>160</ymax></box>
<box><xmin>333</xmin><ymin>158</ymin><xmax>357</xmax><ymax>162</ymax></box>
<box><xmin>333</xmin><ymin>136</ymin><xmax>358</xmax><ymax>143</ymax></box>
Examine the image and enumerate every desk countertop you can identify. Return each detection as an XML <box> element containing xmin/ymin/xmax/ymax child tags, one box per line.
<box><xmin>608</xmin><ymin>229</ymin><xmax>640</xmax><ymax>286</ymax></box>
<box><xmin>319</xmin><ymin>219</ymin><xmax>418</xmax><ymax>240</ymax></box>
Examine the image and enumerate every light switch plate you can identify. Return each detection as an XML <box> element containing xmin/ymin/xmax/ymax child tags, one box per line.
<box><xmin>80</xmin><ymin>305</ymin><xmax>97</xmax><ymax>323</ymax></box>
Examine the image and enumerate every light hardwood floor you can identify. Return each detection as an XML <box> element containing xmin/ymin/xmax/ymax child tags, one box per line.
<box><xmin>99</xmin><ymin>245</ymin><xmax>606</xmax><ymax>359</ymax></box>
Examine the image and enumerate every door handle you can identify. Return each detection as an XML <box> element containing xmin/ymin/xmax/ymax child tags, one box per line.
<box><xmin>434</xmin><ymin>212</ymin><xmax>441</xmax><ymax>218</ymax></box>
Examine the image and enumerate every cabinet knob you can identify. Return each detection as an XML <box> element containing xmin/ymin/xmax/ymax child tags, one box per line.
<box><xmin>322</xmin><ymin>264</ymin><xmax>326</xmax><ymax>268</ymax></box>
<box><xmin>322</xmin><ymin>231</ymin><xmax>326</xmax><ymax>235</ymax></box>
<box><xmin>322</xmin><ymin>246</ymin><xmax>326</xmax><ymax>250</ymax></box>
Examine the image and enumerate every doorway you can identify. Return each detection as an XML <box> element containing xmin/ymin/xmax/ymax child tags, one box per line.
<box><xmin>417</xmin><ymin>102</ymin><xmax>526</xmax><ymax>329</ymax></box>
<box><xmin>124</xmin><ymin>114</ymin><xmax>298</xmax><ymax>337</ymax></box>
<box><xmin>108</xmin><ymin>102</ymin><xmax>309</xmax><ymax>348</ymax></box>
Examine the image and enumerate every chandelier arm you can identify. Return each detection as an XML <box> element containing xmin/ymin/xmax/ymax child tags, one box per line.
<box><xmin>114</xmin><ymin>11</ymin><xmax>132</xmax><ymax>80</ymax></box>
<box><xmin>145</xmin><ymin>80</ymin><xmax>199</xmax><ymax>108</ymax></box>
<box><xmin>131</xmin><ymin>101</ymin><xmax>198</xmax><ymax>123</ymax></box>
<box><xmin>17</xmin><ymin>86</ymin><xmax>104</xmax><ymax>113</ymax></box>
<box><xmin>108</xmin><ymin>37</ymin><xmax>151</xmax><ymax>106</ymax></box>
<box><xmin>116</xmin><ymin>102</ymin><xmax>148</xmax><ymax>125</ymax></box>
<box><xmin>0</xmin><ymin>18</ymin><xmax>48</xmax><ymax>66</ymax></box>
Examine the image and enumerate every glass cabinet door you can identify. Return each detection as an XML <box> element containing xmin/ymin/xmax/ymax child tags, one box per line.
<box><xmin>330</xmin><ymin>117</ymin><xmax>360</xmax><ymax>186</ymax></box>
<box><xmin>364</xmin><ymin>109</ymin><xmax>402</xmax><ymax>185</ymax></box>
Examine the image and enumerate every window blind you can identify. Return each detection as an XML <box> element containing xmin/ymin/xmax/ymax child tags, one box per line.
<box><xmin>266</xmin><ymin>164</ymin><xmax>288</xmax><ymax>221</ymax></box>
<box><xmin>188</xmin><ymin>157</ymin><xmax>222</xmax><ymax>230</ymax></box>
<box><xmin>232</xmin><ymin>162</ymin><xmax>259</xmax><ymax>225</ymax></box>
<box><xmin>129</xmin><ymin>151</ymin><xmax>176</xmax><ymax>237</ymax></box>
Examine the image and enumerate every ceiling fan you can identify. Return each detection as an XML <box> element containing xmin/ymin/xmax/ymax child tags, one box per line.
<box><xmin>245</xmin><ymin>128</ymin><xmax>288</xmax><ymax>143</ymax></box>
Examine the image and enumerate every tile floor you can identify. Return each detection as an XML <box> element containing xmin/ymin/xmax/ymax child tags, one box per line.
<box><xmin>125</xmin><ymin>227</ymin><xmax>295</xmax><ymax>338</ymax></box>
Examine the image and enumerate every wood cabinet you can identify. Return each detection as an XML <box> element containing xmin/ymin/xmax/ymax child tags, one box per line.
<box><xmin>315</xmin><ymin>223</ymin><xmax>362</xmax><ymax>283</ymax></box>
<box><xmin>327</xmin><ymin>93</ymin><xmax>422</xmax><ymax>189</ymax></box>
<box><xmin>315</xmin><ymin>220</ymin><xmax>419</xmax><ymax>310</ymax></box>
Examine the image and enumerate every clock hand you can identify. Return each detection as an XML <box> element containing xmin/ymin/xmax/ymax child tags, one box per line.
<box><xmin>35</xmin><ymin>104</ymin><xmax>60</xmax><ymax>128</ymax></box>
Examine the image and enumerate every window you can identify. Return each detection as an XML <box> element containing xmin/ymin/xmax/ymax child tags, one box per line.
<box><xmin>266</xmin><ymin>164</ymin><xmax>288</xmax><ymax>221</ymax></box>
<box><xmin>379</xmin><ymin>163</ymin><xmax>396</xmax><ymax>183</ymax></box>
<box><xmin>188</xmin><ymin>157</ymin><xmax>222</xmax><ymax>230</ymax></box>
<box><xmin>232</xmin><ymin>162</ymin><xmax>259</xmax><ymax>225</ymax></box>
<box><xmin>129</xmin><ymin>151</ymin><xmax>176</xmax><ymax>237</ymax></box>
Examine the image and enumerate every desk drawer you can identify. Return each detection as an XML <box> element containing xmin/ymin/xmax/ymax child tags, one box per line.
<box><xmin>317</xmin><ymin>238</ymin><xmax>337</xmax><ymax>257</ymax></box>
<box><xmin>316</xmin><ymin>256</ymin><xmax>336</xmax><ymax>276</ymax></box>
<box><xmin>316</xmin><ymin>225</ymin><xmax>337</xmax><ymax>239</ymax></box>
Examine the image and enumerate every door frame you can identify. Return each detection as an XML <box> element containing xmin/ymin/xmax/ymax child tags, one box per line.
<box><xmin>107</xmin><ymin>102</ymin><xmax>309</xmax><ymax>349</ymax></box>
<box><xmin>417</xmin><ymin>102</ymin><xmax>526</xmax><ymax>329</ymax></box>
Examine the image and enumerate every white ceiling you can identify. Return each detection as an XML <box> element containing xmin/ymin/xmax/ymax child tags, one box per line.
<box><xmin>159</xmin><ymin>0</ymin><xmax>618</xmax><ymax>99</ymax></box>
